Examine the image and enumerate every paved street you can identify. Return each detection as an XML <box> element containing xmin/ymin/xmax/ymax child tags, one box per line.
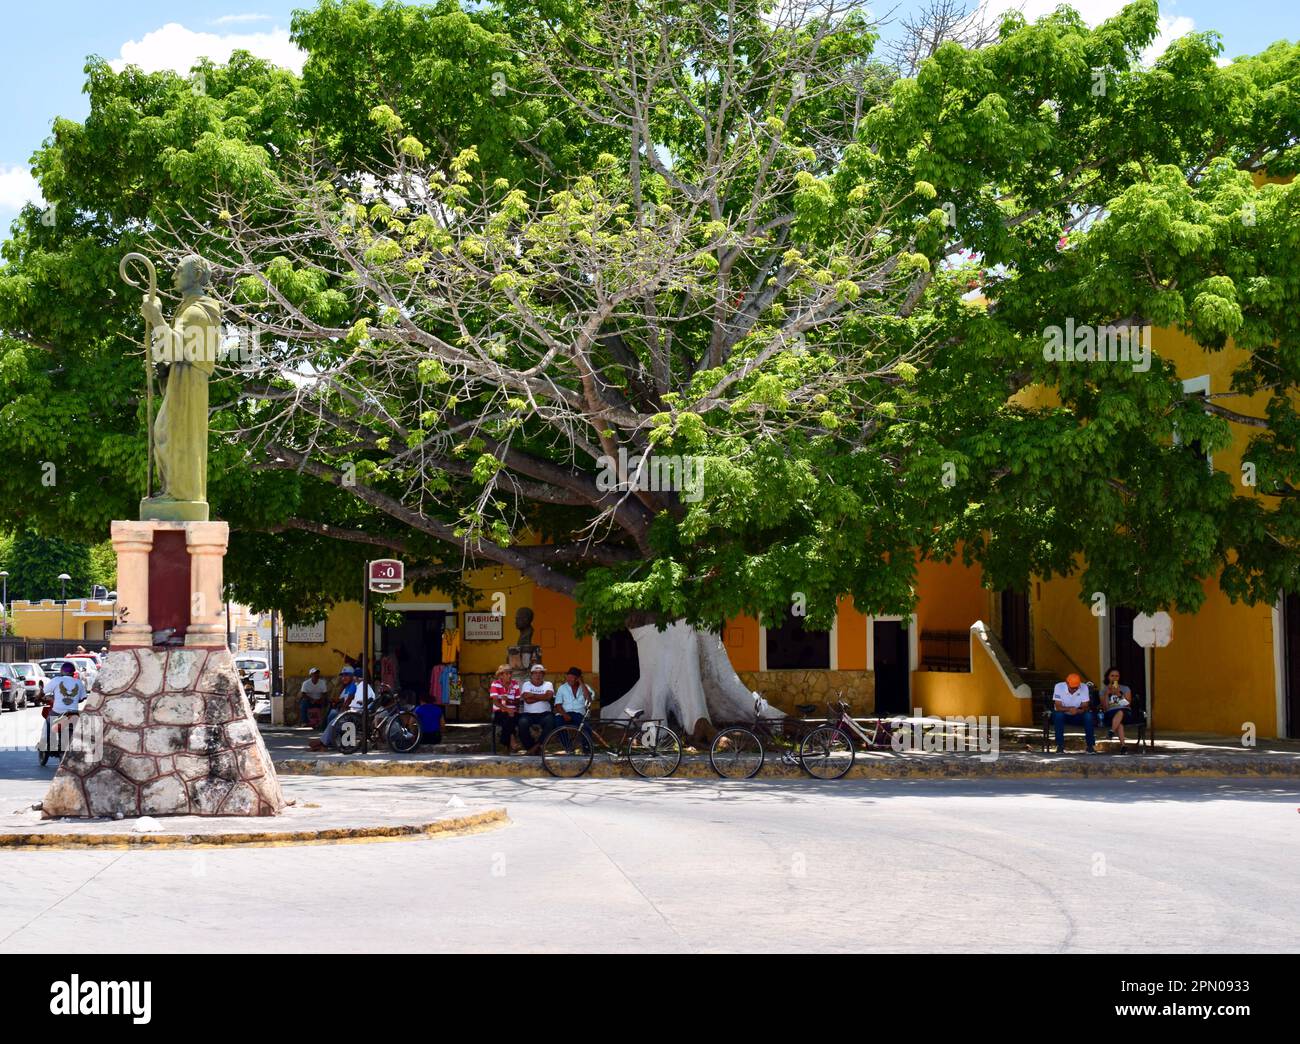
<box><xmin>1</xmin><ymin>708</ymin><xmax>1298</xmax><ymax>953</ymax></box>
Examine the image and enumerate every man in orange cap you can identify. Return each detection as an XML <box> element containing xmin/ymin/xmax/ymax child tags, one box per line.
<box><xmin>1052</xmin><ymin>672</ymin><xmax>1096</xmax><ymax>754</ymax></box>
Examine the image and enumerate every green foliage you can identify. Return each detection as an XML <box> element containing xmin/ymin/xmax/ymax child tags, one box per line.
<box><xmin>2</xmin><ymin>0</ymin><xmax>1300</xmax><ymax>634</ymax></box>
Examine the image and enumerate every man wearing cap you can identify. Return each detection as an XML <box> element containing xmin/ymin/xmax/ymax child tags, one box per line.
<box><xmin>1052</xmin><ymin>673</ymin><xmax>1096</xmax><ymax>754</ymax></box>
<box><xmin>516</xmin><ymin>663</ymin><xmax>555</xmax><ymax>755</ymax></box>
<box><xmin>298</xmin><ymin>666</ymin><xmax>329</xmax><ymax>730</ymax></box>
<box><xmin>554</xmin><ymin>667</ymin><xmax>595</xmax><ymax>751</ymax></box>
<box><xmin>490</xmin><ymin>664</ymin><xmax>522</xmax><ymax>753</ymax></box>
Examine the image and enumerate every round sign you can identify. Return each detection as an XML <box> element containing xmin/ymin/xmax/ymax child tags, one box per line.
<box><xmin>1132</xmin><ymin>611</ymin><xmax>1172</xmax><ymax>648</ymax></box>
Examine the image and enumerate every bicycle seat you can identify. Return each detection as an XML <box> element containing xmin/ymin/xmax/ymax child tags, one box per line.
<box><xmin>624</xmin><ymin>708</ymin><xmax>644</xmax><ymax>719</ymax></box>
<box><xmin>795</xmin><ymin>703</ymin><xmax>816</xmax><ymax>717</ymax></box>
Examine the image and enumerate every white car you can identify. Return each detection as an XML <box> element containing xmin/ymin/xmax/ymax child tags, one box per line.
<box><xmin>11</xmin><ymin>662</ymin><xmax>48</xmax><ymax>704</ymax></box>
<box><xmin>66</xmin><ymin>657</ymin><xmax>99</xmax><ymax>692</ymax></box>
<box><xmin>235</xmin><ymin>654</ymin><xmax>272</xmax><ymax>696</ymax></box>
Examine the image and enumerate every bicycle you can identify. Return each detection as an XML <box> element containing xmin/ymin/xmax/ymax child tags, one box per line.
<box><xmin>542</xmin><ymin>702</ymin><xmax>682</xmax><ymax>779</ymax></box>
<box><xmin>336</xmin><ymin>687</ymin><xmax>422</xmax><ymax>754</ymax></box>
<box><xmin>709</xmin><ymin>694</ymin><xmax>817</xmax><ymax>779</ymax></box>
<box><xmin>798</xmin><ymin>696</ymin><xmax>899</xmax><ymax>780</ymax></box>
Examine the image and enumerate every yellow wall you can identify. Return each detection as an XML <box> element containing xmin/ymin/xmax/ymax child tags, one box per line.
<box><xmin>912</xmin><ymin>628</ymin><xmax>1034</xmax><ymax>726</ymax></box>
<box><xmin>1020</xmin><ymin>323</ymin><xmax>1284</xmax><ymax>735</ymax></box>
<box><xmin>8</xmin><ymin>599</ymin><xmax>115</xmax><ymax>642</ymax></box>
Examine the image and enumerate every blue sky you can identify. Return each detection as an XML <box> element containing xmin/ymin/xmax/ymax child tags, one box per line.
<box><xmin>1</xmin><ymin>1</ymin><xmax>1297</xmax><ymax>228</ymax></box>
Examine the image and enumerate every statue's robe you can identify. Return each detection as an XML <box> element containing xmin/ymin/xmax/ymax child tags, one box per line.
<box><xmin>153</xmin><ymin>295</ymin><xmax>220</xmax><ymax>504</ymax></box>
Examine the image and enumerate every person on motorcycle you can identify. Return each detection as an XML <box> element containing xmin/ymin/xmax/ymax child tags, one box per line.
<box><xmin>47</xmin><ymin>662</ymin><xmax>87</xmax><ymax>753</ymax></box>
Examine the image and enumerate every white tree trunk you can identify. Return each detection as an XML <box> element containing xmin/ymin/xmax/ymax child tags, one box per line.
<box><xmin>599</xmin><ymin>620</ymin><xmax>784</xmax><ymax>732</ymax></box>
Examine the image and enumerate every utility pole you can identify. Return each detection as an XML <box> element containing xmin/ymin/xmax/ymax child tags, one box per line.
<box><xmin>58</xmin><ymin>572</ymin><xmax>71</xmax><ymax>640</ymax></box>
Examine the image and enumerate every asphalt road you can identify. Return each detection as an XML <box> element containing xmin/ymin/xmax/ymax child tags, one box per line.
<box><xmin>0</xmin><ymin>706</ymin><xmax>1297</xmax><ymax>953</ymax></box>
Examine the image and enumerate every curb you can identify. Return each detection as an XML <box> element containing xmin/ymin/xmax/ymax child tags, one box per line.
<box><xmin>0</xmin><ymin>808</ymin><xmax>508</xmax><ymax>850</ymax></box>
<box><xmin>271</xmin><ymin>755</ymin><xmax>1300</xmax><ymax>780</ymax></box>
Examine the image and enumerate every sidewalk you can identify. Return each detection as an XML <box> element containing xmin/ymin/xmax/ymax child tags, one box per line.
<box><xmin>1</xmin><ymin>772</ymin><xmax>507</xmax><ymax>848</ymax></box>
<box><xmin>260</xmin><ymin>723</ymin><xmax>1300</xmax><ymax>779</ymax></box>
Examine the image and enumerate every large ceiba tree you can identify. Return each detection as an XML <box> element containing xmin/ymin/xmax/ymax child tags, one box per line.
<box><xmin>3</xmin><ymin>0</ymin><xmax>1300</xmax><ymax>728</ymax></box>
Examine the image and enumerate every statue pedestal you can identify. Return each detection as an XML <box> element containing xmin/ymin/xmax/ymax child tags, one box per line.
<box><xmin>41</xmin><ymin>520</ymin><xmax>285</xmax><ymax>818</ymax></box>
<box><xmin>508</xmin><ymin>645</ymin><xmax>542</xmax><ymax>669</ymax></box>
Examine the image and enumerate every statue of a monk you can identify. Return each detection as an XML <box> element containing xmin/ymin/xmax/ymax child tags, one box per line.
<box><xmin>139</xmin><ymin>255</ymin><xmax>221</xmax><ymax>522</ymax></box>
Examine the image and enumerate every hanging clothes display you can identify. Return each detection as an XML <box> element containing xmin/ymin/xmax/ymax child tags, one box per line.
<box><xmin>428</xmin><ymin>663</ymin><xmax>461</xmax><ymax>706</ymax></box>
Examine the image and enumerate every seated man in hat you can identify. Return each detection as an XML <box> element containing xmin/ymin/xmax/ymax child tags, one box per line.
<box><xmin>1051</xmin><ymin>672</ymin><xmax>1096</xmax><ymax>754</ymax></box>
<box><xmin>298</xmin><ymin>666</ymin><xmax>329</xmax><ymax>729</ymax></box>
<box><xmin>516</xmin><ymin>663</ymin><xmax>555</xmax><ymax>755</ymax></box>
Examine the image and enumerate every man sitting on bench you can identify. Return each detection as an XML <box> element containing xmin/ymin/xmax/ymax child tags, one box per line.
<box><xmin>1052</xmin><ymin>672</ymin><xmax>1096</xmax><ymax>754</ymax></box>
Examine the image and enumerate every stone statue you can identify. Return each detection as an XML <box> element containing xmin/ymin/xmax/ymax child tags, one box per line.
<box><xmin>515</xmin><ymin>606</ymin><xmax>535</xmax><ymax>648</ymax></box>
<box><xmin>137</xmin><ymin>255</ymin><xmax>220</xmax><ymax>522</ymax></box>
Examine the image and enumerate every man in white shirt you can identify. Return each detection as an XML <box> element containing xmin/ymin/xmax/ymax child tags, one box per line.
<box><xmin>1051</xmin><ymin>673</ymin><xmax>1096</xmax><ymax>754</ymax></box>
<box><xmin>311</xmin><ymin>667</ymin><xmax>377</xmax><ymax>750</ymax></box>
<box><xmin>47</xmin><ymin>663</ymin><xmax>86</xmax><ymax>756</ymax></box>
<box><xmin>517</xmin><ymin>664</ymin><xmax>555</xmax><ymax>755</ymax></box>
<box><xmin>49</xmin><ymin>662</ymin><xmax>87</xmax><ymax>715</ymax></box>
<box><xmin>298</xmin><ymin>667</ymin><xmax>329</xmax><ymax>729</ymax></box>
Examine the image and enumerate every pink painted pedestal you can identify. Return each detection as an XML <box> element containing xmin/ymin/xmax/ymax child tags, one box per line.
<box><xmin>41</xmin><ymin>521</ymin><xmax>285</xmax><ymax>818</ymax></box>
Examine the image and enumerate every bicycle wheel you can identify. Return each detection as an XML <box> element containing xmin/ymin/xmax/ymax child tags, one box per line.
<box><xmin>799</xmin><ymin>726</ymin><xmax>855</xmax><ymax>780</ymax></box>
<box><xmin>628</xmin><ymin>722</ymin><xmax>682</xmax><ymax>779</ymax></box>
<box><xmin>335</xmin><ymin>712</ymin><xmax>362</xmax><ymax>755</ymax></box>
<box><xmin>709</xmin><ymin>727</ymin><xmax>764</xmax><ymax>779</ymax></box>
<box><xmin>542</xmin><ymin>726</ymin><xmax>594</xmax><ymax>778</ymax></box>
<box><xmin>387</xmin><ymin>711</ymin><xmax>422</xmax><ymax>753</ymax></box>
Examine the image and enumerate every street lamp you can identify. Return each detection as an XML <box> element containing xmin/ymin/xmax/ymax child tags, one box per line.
<box><xmin>58</xmin><ymin>573</ymin><xmax>71</xmax><ymax>640</ymax></box>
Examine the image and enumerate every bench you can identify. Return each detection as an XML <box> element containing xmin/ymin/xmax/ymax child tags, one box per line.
<box><xmin>1037</xmin><ymin>689</ymin><xmax>1148</xmax><ymax>752</ymax></box>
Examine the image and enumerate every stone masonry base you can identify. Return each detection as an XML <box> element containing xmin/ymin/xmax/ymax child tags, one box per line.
<box><xmin>42</xmin><ymin>647</ymin><xmax>286</xmax><ymax>817</ymax></box>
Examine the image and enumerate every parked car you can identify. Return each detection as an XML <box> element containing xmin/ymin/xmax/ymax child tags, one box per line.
<box><xmin>0</xmin><ymin>663</ymin><xmax>26</xmax><ymax>710</ymax></box>
<box><xmin>37</xmin><ymin>658</ymin><xmax>76</xmax><ymax>681</ymax></box>
<box><xmin>67</xmin><ymin>656</ymin><xmax>99</xmax><ymax>691</ymax></box>
<box><xmin>235</xmin><ymin>654</ymin><xmax>272</xmax><ymax>696</ymax></box>
<box><xmin>11</xmin><ymin>662</ymin><xmax>48</xmax><ymax>704</ymax></box>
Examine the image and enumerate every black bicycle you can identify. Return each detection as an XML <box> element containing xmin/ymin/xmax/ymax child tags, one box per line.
<box><xmin>336</xmin><ymin>688</ymin><xmax>422</xmax><ymax>754</ymax></box>
<box><xmin>709</xmin><ymin>694</ymin><xmax>816</xmax><ymax>779</ymax></box>
<box><xmin>542</xmin><ymin>705</ymin><xmax>682</xmax><ymax>779</ymax></box>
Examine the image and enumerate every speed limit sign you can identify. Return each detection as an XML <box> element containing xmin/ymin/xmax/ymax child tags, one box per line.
<box><xmin>368</xmin><ymin>559</ymin><xmax>405</xmax><ymax>594</ymax></box>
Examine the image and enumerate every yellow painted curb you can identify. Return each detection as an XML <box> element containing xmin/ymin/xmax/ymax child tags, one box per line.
<box><xmin>0</xmin><ymin>808</ymin><xmax>508</xmax><ymax>850</ymax></box>
<box><xmin>272</xmin><ymin>756</ymin><xmax>1300</xmax><ymax>780</ymax></box>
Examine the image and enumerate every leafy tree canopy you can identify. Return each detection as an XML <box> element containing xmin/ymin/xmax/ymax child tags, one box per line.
<box><xmin>1</xmin><ymin>0</ymin><xmax>1299</xmax><ymax>634</ymax></box>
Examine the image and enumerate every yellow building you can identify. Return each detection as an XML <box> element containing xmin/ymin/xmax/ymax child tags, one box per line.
<box><xmin>284</xmin><ymin>327</ymin><xmax>1295</xmax><ymax>739</ymax></box>
<box><xmin>8</xmin><ymin>597</ymin><xmax>116</xmax><ymax>644</ymax></box>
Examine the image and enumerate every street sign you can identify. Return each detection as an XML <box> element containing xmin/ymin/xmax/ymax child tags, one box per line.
<box><xmin>368</xmin><ymin>559</ymin><xmax>405</xmax><ymax>594</ymax></box>
<box><xmin>1132</xmin><ymin>611</ymin><xmax>1173</xmax><ymax>648</ymax></box>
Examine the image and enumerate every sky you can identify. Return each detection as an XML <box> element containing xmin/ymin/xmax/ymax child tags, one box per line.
<box><xmin>0</xmin><ymin>0</ymin><xmax>1298</xmax><ymax>229</ymax></box>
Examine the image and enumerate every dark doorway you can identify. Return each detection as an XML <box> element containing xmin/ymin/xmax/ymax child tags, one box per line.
<box><xmin>1284</xmin><ymin>594</ymin><xmax>1300</xmax><ymax>739</ymax></box>
<box><xmin>1000</xmin><ymin>588</ymin><xmax>1031</xmax><ymax>669</ymax></box>
<box><xmin>1110</xmin><ymin>606</ymin><xmax>1148</xmax><ymax>700</ymax></box>
<box><xmin>381</xmin><ymin>611</ymin><xmax>446</xmax><ymax>700</ymax></box>
<box><xmin>598</xmin><ymin>629</ymin><xmax>640</xmax><ymax>706</ymax></box>
<box><xmin>873</xmin><ymin>619</ymin><xmax>910</xmax><ymax>716</ymax></box>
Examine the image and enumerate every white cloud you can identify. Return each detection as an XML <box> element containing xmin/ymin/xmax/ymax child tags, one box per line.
<box><xmin>0</xmin><ymin>165</ymin><xmax>43</xmax><ymax>213</ymax></box>
<box><xmin>211</xmin><ymin>14</ymin><xmax>274</xmax><ymax>26</ymax></box>
<box><xmin>109</xmin><ymin>21</ymin><xmax>305</xmax><ymax>77</ymax></box>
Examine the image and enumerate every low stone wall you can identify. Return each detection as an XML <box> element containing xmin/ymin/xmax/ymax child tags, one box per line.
<box><xmin>739</xmin><ymin>670</ymin><xmax>874</xmax><ymax>716</ymax></box>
